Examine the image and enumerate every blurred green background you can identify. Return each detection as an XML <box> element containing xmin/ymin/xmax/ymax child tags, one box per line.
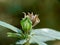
<box><xmin>0</xmin><ymin>0</ymin><xmax>60</xmax><ymax>45</ymax></box>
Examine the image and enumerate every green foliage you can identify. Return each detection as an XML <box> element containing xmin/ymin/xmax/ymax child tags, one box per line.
<box><xmin>7</xmin><ymin>32</ymin><xmax>22</xmax><ymax>38</ymax></box>
<box><xmin>1</xmin><ymin>21</ymin><xmax>60</xmax><ymax>45</ymax></box>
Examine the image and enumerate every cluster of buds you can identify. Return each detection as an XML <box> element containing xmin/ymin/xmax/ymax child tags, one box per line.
<box><xmin>20</xmin><ymin>12</ymin><xmax>40</xmax><ymax>32</ymax></box>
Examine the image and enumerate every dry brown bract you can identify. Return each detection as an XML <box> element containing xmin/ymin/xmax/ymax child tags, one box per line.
<box><xmin>23</xmin><ymin>12</ymin><xmax>40</xmax><ymax>27</ymax></box>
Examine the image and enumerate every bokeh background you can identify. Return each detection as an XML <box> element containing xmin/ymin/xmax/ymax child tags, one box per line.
<box><xmin>0</xmin><ymin>0</ymin><xmax>60</xmax><ymax>45</ymax></box>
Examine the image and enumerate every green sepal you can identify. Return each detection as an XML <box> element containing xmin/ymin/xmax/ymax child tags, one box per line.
<box><xmin>20</xmin><ymin>16</ymin><xmax>32</xmax><ymax>32</ymax></box>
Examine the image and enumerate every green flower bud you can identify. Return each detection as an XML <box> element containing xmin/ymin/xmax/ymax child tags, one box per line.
<box><xmin>20</xmin><ymin>16</ymin><xmax>32</xmax><ymax>32</ymax></box>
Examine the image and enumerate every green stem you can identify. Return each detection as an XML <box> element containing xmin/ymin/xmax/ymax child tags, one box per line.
<box><xmin>24</xmin><ymin>30</ymin><xmax>30</xmax><ymax>45</ymax></box>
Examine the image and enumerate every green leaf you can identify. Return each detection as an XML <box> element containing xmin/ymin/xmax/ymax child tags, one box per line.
<box><xmin>0</xmin><ymin>21</ymin><xmax>22</xmax><ymax>33</ymax></box>
<box><xmin>7</xmin><ymin>32</ymin><xmax>22</xmax><ymax>38</ymax></box>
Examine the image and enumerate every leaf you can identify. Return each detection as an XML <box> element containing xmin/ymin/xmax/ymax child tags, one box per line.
<box><xmin>0</xmin><ymin>21</ymin><xmax>22</xmax><ymax>33</ymax></box>
<box><xmin>16</xmin><ymin>39</ymin><xmax>27</xmax><ymax>45</ymax></box>
<box><xmin>29</xmin><ymin>28</ymin><xmax>60</xmax><ymax>45</ymax></box>
<box><xmin>29</xmin><ymin>35</ymin><xmax>47</xmax><ymax>45</ymax></box>
<box><xmin>7</xmin><ymin>32</ymin><xmax>22</xmax><ymax>38</ymax></box>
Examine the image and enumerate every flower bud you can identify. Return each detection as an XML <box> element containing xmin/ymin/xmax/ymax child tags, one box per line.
<box><xmin>20</xmin><ymin>16</ymin><xmax>32</xmax><ymax>32</ymax></box>
<box><xmin>23</xmin><ymin>12</ymin><xmax>40</xmax><ymax>27</ymax></box>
